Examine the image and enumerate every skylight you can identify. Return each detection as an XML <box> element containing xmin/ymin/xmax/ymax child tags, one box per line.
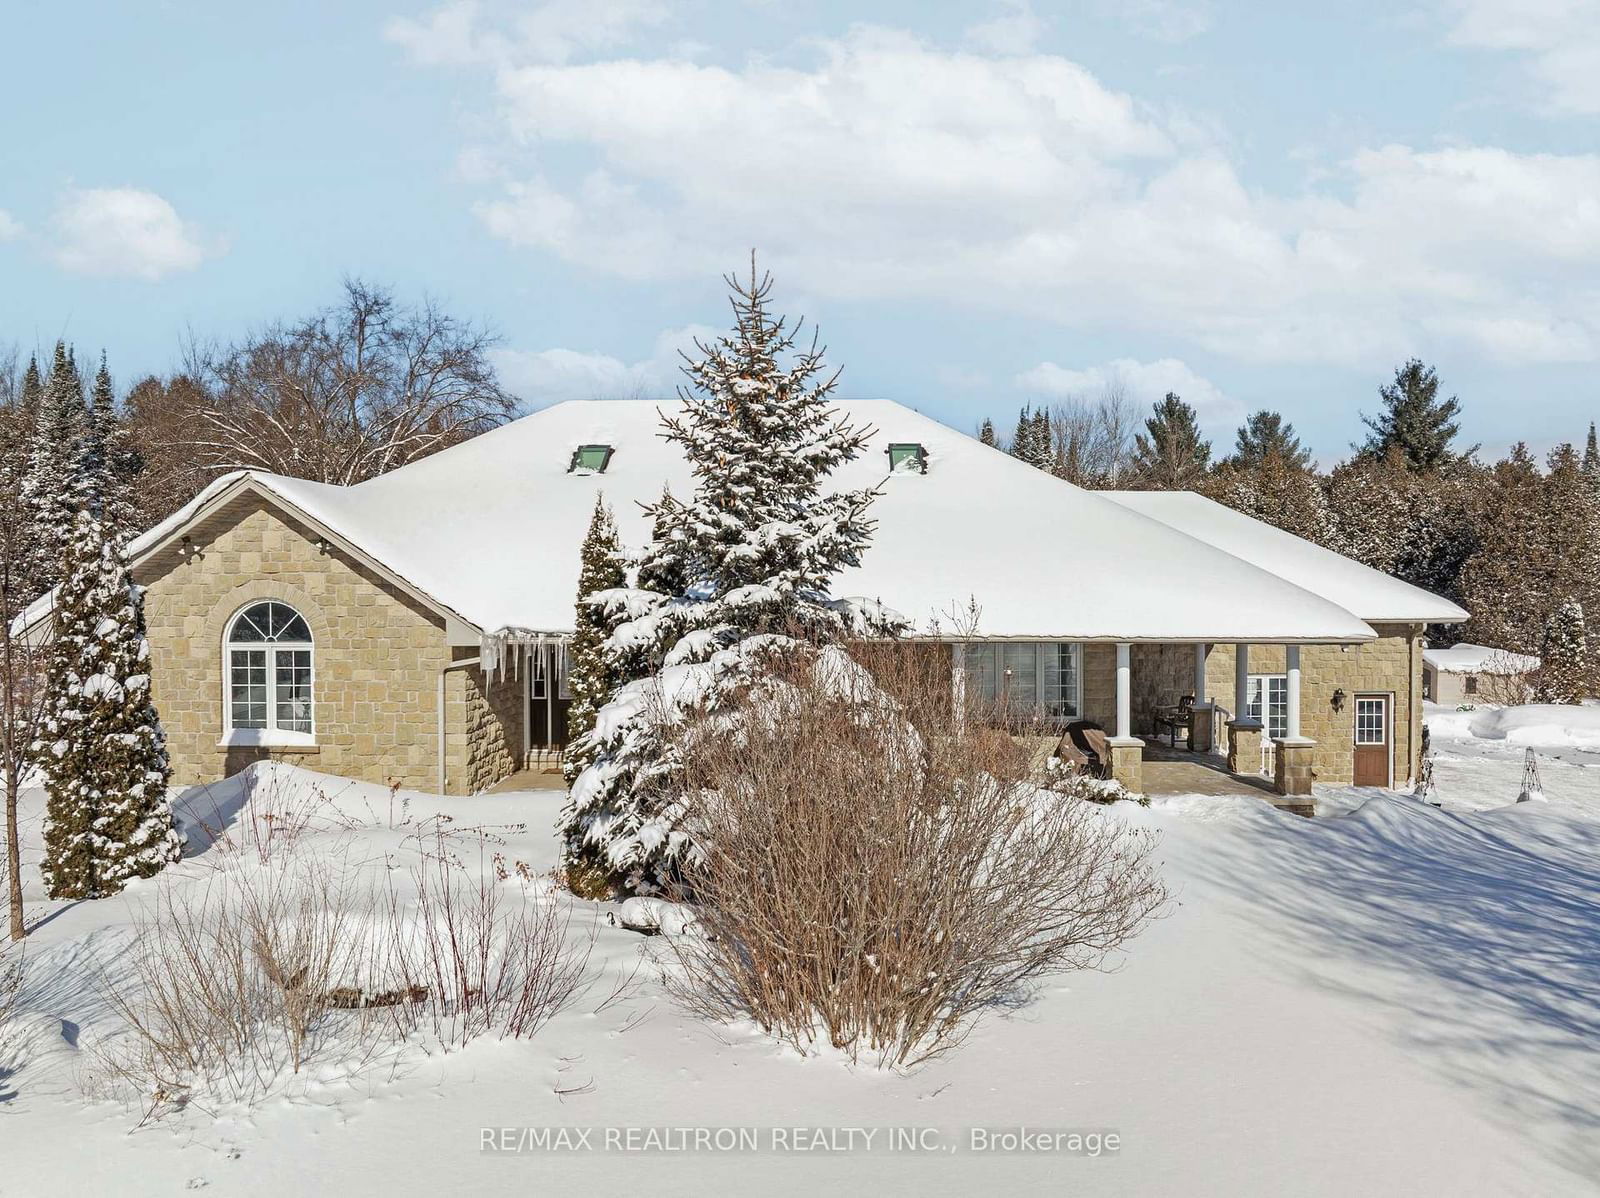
<box><xmin>886</xmin><ymin>442</ymin><xmax>927</xmax><ymax>473</ymax></box>
<box><xmin>569</xmin><ymin>444</ymin><xmax>614</xmax><ymax>473</ymax></box>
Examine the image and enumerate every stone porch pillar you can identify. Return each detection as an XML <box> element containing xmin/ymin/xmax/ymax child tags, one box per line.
<box><xmin>1226</xmin><ymin>719</ymin><xmax>1262</xmax><ymax>775</ymax></box>
<box><xmin>1108</xmin><ymin>641</ymin><xmax>1144</xmax><ymax>792</ymax></box>
<box><xmin>1273</xmin><ymin>737</ymin><xmax>1316</xmax><ymax>796</ymax></box>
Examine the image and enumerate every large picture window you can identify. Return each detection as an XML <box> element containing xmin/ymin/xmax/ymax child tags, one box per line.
<box><xmin>963</xmin><ymin>642</ymin><xmax>1081</xmax><ymax>722</ymax></box>
<box><xmin>1245</xmin><ymin>673</ymin><xmax>1288</xmax><ymax>741</ymax></box>
<box><xmin>226</xmin><ymin>601</ymin><xmax>314</xmax><ymax>743</ymax></box>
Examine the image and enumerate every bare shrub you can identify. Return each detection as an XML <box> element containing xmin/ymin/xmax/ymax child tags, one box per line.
<box><xmin>1476</xmin><ymin>651</ymin><xmax>1537</xmax><ymax>707</ymax></box>
<box><xmin>187</xmin><ymin>763</ymin><xmax>360</xmax><ymax>866</ymax></box>
<box><xmin>662</xmin><ymin>641</ymin><xmax>1167</xmax><ymax>1068</ymax></box>
<box><xmin>97</xmin><ymin>859</ymin><xmax>379</xmax><ymax>1115</ymax></box>
<box><xmin>99</xmin><ymin>836</ymin><xmax>593</xmax><ymax>1117</ymax></box>
<box><xmin>376</xmin><ymin>829</ymin><xmax>594</xmax><ymax>1049</ymax></box>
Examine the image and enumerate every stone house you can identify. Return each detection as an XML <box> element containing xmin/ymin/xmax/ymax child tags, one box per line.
<box><xmin>20</xmin><ymin>399</ymin><xmax>1466</xmax><ymax>801</ymax></box>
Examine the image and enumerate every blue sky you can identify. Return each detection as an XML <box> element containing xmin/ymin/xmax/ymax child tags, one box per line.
<box><xmin>2</xmin><ymin>0</ymin><xmax>1597</xmax><ymax>462</ymax></box>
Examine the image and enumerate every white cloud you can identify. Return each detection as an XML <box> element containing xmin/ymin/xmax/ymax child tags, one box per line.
<box><xmin>385</xmin><ymin>0</ymin><xmax>666</xmax><ymax>66</ymax></box>
<box><xmin>51</xmin><ymin>188</ymin><xmax>215</xmax><ymax>280</ymax></box>
<box><xmin>1441</xmin><ymin>0</ymin><xmax>1600</xmax><ymax>115</ymax></box>
<box><xmin>1019</xmin><ymin>357</ymin><xmax>1241</xmax><ymax>427</ymax></box>
<box><xmin>493</xmin><ymin>324</ymin><xmax>717</xmax><ymax>402</ymax></box>
<box><xmin>964</xmin><ymin>1</ymin><xmax>1046</xmax><ymax>56</ymax></box>
<box><xmin>405</xmin><ymin>15</ymin><xmax>1600</xmax><ymax>368</ymax></box>
<box><xmin>0</xmin><ymin>209</ymin><xmax>21</xmax><ymax>241</ymax></box>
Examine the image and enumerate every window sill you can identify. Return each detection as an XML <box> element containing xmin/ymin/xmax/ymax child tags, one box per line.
<box><xmin>219</xmin><ymin>730</ymin><xmax>318</xmax><ymax>752</ymax></box>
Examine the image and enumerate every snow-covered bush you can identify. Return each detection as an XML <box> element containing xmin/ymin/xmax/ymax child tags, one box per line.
<box><xmin>1535</xmin><ymin>600</ymin><xmax>1589</xmax><ymax>705</ymax></box>
<box><xmin>660</xmin><ymin>641</ymin><xmax>1168</xmax><ymax>1068</ymax></box>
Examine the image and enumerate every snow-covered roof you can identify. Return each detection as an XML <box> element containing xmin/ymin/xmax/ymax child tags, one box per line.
<box><xmin>91</xmin><ymin>399</ymin><xmax>1400</xmax><ymax>644</ymax></box>
<box><xmin>1101</xmin><ymin>490</ymin><xmax>1469</xmax><ymax>625</ymax></box>
<box><xmin>1423</xmin><ymin>643</ymin><xmax>1539</xmax><ymax>675</ymax></box>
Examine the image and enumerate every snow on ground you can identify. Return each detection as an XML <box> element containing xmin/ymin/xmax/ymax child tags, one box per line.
<box><xmin>1</xmin><ymin>744</ymin><xmax>1597</xmax><ymax>1196</ymax></box>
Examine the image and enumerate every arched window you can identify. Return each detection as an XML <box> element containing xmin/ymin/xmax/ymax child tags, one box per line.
<box><xmin>226</xmin><ymin>601</ymin><xmax>314</xmax><ymax>741</ymax></box>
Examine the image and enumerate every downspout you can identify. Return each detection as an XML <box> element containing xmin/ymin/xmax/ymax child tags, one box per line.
<box><xmin>438</xmin><ymin>656</ymin><xmax>480</xmax><ymax>795</ymax></box>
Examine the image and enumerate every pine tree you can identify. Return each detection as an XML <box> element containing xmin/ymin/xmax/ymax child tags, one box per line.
<box><xmin>20</xmin><ymin>343</ymin><xmax>87</xmax><ymax>594</ymax></box>
<box><xmin>1535</xmin><ymin>600</ymin><xmax>1588</xmax><ymax>705</ymax></box>
<box><xmin>978</xmin><ymin>417</ymin><xmax>996</xmax><ymax>448</ymax></box>
<box><xmin>1231</xmin><ymin>409</ymin><xmax>1311</xmax><ymax>470</ymax></box>
<box><xmin>35</xmin><ymin>509</ymin><xmax>181</xmax><ymax>899</ymax></box>
<box><xmin>560</xmin><ymin>261</ymin><xmax>898</xmax><ymax>894</ymax></box>
<box><xmin>563</xmin><ymin>496</ymin><xmax>627</xmax><ymax>787</ymax></box>
<box><xmin>1128</xmin><ymin>392</ymin><xmax>1211</xmax><ymax>489</ymax></box>
<box><xmin>1357</xmin><ymin>359</ymin><xmax>1471</xmax><ymax>471</ymax></box>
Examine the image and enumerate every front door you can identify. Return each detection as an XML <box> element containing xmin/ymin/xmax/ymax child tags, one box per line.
<box><xmin>1353</xmin><ymin>694</ymin><xmax>1390</xmax><ymax>787</ymax></box>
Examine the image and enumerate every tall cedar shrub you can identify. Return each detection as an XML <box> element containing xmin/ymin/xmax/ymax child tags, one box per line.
<box><xmin>1535</xmin><ymin>600</ymin><xmax>1588</xmax><ymax>705</ymax></box>
<box><xmin>560</xmin><ymin>260</ymin><xmax>898</xmax><ymax>895</ymax></box>
<box><xmin>563</xmin><ymin>496</ymin><xmax>626</xmax><ymax>786</ymax></box>
<box><xmin>36</xmin><ymin>510</ymin><xmax>182</xmax><ymax>898</ymax></box>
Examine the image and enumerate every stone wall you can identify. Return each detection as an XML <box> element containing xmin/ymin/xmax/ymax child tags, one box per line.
<box><xmin>137</xmin><ymin>492</ymin><xmax>522</xmax><ymax>796</ymax></box>
<box><xmin>464</xmin><ymin>652</ymin><xmax>525</xmax><ymax>794</ymax></box>
<box><xmin>1203</xmin><ymin>625</ymin><xmax>1424</xmax><ymax>787</ymax></box>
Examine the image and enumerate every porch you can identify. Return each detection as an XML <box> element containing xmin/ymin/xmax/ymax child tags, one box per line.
<box><xmin>956</xmin><ymin>639</ymin><xmax>1320</xmax><ymax>803</ymax></box>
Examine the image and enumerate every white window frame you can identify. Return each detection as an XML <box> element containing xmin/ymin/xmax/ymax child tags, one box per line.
<box><xmin>1246</xmin><ymin>673</ymin><xmax>1289</xmax><ymax>741</ymax></box>
<box><xmin>221</xmin><ymin>601</ymin><xmax>316</xmax><ymax>747</ymax></box>
<box><xmin>963</xmin><ymin>642</ymin><xmax>1083</xmax><ymax>724</ymax></box>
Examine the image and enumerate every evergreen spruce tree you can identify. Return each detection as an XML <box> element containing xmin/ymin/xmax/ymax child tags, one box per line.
<box><xmin>20</xmin><ymin>343</ymin><xmax>87</xmax><ymax>593</ymax></box>
<box><xmin>1357</xmin><ymin>359</ymin><xmax>1471</xmax><ymax>471</ymax></box>
<box><xmin>1128</xmin><ymin>392</ymin><xmax>1211</xmax><ymax>489</ymax></box>
<box><xmin>84</xmin><ymin>355</ymin><xmax>137</xmax><ymax>533</ymax></box>
<box><xmin>978</xmin><ymin>417</ymin><xmax>997</xmax><ymax>448</ymax></box>
<box><xmin>1032</xmin><ymin>407</ymin><xmax>1054</xmax><ymax>472</ymax></box>
<box><xmin>560</xmin><ymin>261</ymin><xmax>898</xmax><ymax>894</ymax></box>
<box><xmin>1535</xmin><ymin>600</ymin><xmax>1588</xmax><ymax>705</ymax></box>
<box><xmin>562</xmin><ymin>495</ymin><xmax>627</xmax><ymax>787</ymax></box>
<box><xmin>35</xmin><ymin>509</ymin><xmax>181</xmax><ymax>898</ymax></box>
<box><xmin>1231</xmin><ymin>409</ymin><xmax>1311</xmax><ymax>470</ymax></box>
<box><xmin>1010</xmin><ymin>405</ymin><xmax>1038</xmax><ymax>466</ymax></box>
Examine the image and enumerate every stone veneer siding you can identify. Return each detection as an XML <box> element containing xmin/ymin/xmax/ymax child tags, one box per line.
<box><xmin>1202</xmin><ymin>626</ymin><xmax>1424</xmax><ymax>787</ymax></box>
<box><xmin>138</xmin><ymin>493</ymin><xmax>523</xmax><ymax>796</ymax></box>
<box><xmin>1071</xmin><ymin>627</ymin><xmax>1424</xmax><ymax>786</ymax></box>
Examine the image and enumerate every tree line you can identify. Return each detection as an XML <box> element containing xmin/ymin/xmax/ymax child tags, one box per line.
<box><xmin>980</xmin><ymin>360</ymin><xmax>1599</xmax><ymax>701</ymax></box>
<box><xmin>3</xmin><ymin>278</ymin><xmax>517</xmax><ymax>534</ymax></box>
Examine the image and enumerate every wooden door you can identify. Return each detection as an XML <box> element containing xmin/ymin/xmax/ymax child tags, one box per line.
<box><xmin>1353</xmin><ymin>694</ymin><xmax>1390</xmax><ymax>787</ymax></box>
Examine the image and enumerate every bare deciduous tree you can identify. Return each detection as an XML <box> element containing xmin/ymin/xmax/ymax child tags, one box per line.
<box><xmin>1044</xmin><ymin>382</ymin><xmax>1136</xmax><ymax>488</ymax></box>
<box><xmin>123</xmin><ymin>373</ymin><xmax>220</xmax><ymax>525</ymax></box>
<box><xmin>182</xmin><ymin>279</ymin><xmax>517</xmax><ymax>486</ymax></box>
